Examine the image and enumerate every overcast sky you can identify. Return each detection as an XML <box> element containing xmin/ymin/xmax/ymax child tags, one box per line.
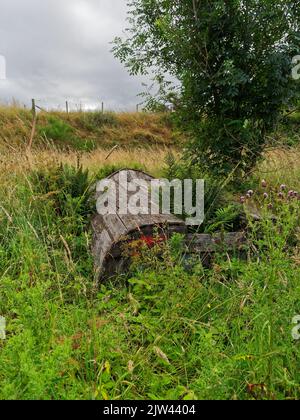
<box><xmin>0</xmin><ymin>0</ymin><xmax>148</xmax><ymax>111</ymax></box>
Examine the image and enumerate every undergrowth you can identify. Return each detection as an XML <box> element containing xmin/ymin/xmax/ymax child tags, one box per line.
<box><xmin>0</xmin><ymin>163</ymin><xmax>300</xmax><ymax>400</ymax></box>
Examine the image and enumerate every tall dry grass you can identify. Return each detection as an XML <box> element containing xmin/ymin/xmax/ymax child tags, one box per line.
<box><xmin>257</xmin><ymin>147</ymin><xmax>300</xmax><ymax>190</ymax></box>
<box><xmin>1</xmin><ymin>105</ymin><xmax>300</xmax><ymax>189</ymax></box>
<box><xmin>0</xmin><ymin>106</ymin><xmax>182</xmax><ymax>183</ymax></box>
<box><xmin>0</xmin><ymin>146</ymin><xmax>179</xmax><ymax>183</ymax></box>
<box><xmin>0</xmin><ymin>106</ymin><xmax>181</xmax><ymax>151</ymax></box>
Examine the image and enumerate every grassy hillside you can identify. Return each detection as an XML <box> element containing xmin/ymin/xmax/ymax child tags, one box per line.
<box><xmin>0</xmin><ymin>106</ymin><xmax>183</xmax><ymax>153</ymax></box>
<box><xmin>1</xmin><ymin>107</ymin><xmax>300</xmax><ymax>400</ymax></box>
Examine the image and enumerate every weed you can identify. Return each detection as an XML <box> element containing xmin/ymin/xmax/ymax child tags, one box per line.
<box><xmin>39</xmin><ymin>117</ymin><xmax>75</xmax><ymax>142</ymax></box>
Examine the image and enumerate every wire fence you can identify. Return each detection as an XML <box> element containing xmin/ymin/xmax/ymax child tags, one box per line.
<box><xmin>29</xmin><ymin>98</ymin><xmax>142</xmax><ymax>115</ymax></box>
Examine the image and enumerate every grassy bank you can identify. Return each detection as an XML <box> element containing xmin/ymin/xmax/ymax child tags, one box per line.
<box><xmin>0</xmin><ymin>106</ymin><xmax>182</xmax><ymax>153</ymax></box>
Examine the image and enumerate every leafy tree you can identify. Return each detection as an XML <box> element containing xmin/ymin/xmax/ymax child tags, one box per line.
<box><xmin>113</xmin><ymin>0</ymin><xmax>300</xmax><ymax>174</ymax></box>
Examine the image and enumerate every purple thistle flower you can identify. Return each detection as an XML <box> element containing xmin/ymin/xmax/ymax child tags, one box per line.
<box><xmin>261</xmin><ymin>179</ymin><xmax>267</xmax><ymax>188</ymax></box>
<box><xmin>278</xmin><ymin>192</ymin><xmax>284</xmax><ymax>199</ymax></box>
<box><xmin>280</xmin><ymin>184</ymin><xmax>287</xmax><ymax>191</ymax></box>
<box><xmin>263</xmin><ymin>192</ymin><xmax>269</xmax><ymax>199</ymax></box>
<box><xmin>247</xmin><ymin>190</ymin><xmax>254</xmax><ymax>197</ymax></box>
<box><xmin>240</xmin><ymin>196</ymin><xmax>246</xmax><ymax>204</ymax></box>
<box><xmin>267</xmin><ymin>203</ymin><xmax>273</xmax><ymax>210</ymax></box>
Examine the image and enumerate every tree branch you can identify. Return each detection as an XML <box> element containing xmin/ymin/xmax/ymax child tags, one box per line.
<box><xmin>192</xmin><ymin>0</ymin><xmax>199</xmax><ymax>22</ymax></box>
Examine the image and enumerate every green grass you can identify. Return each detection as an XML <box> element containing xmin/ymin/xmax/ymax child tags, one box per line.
<box><xmin>1</xmin><ymin>162</ymin><xmax>300</xmax><ymax>400</ymax></box>
<box><xmin>0</xmin><ymin>107</ymin><xmax>181</xmax><ymax>152</ymax></box>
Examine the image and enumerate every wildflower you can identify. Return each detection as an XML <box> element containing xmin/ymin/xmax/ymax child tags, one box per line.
<box><xmin>263</xmin><ymin>192</ymin><xmax>268</xmax><ymax>199</ymax></box>
<box><xmin>280</xmin><ymin>184</ymin><xmax>287</xmax><ymax>191</ymax></box>
<box><xmin>240</xmin><ymin>196</ymin><xmax>246</xmax><ymax>204</ymax></box>
<box><xmin>247</xmin><ymin>190</ymin><xmax>254</xmax><ymax>197</ymax></box>
<box><xmin>278</xmin><ymin>192</ymin><xmax>284</xmax><ymax>199</ymax></box>
<box><xmin>140</xmin><ymin>235</ymin><xmax>165</xmax><ymax>248</ymax></box>
<box><xmin>288</xmin><ymin>190</ymin><xmax>295</xmax><ymax>198</ymax></box>
<box><xmin>246</xmin><ymin>193</ymin><xmax>251</xmax><ymax>199</ymax></box>
<box><xmin>267</xmin><ymin>203</ymin><xmax>273</xmax><ymax>210</ymax></box>
<box><xmin>261</xmin><ymin>179</ymin><xmax>267</xmax><ymax>188</ymax></box>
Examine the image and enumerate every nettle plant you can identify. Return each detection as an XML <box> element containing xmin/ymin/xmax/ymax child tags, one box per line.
<box><xmin>113</xmin><ymin>0</ymin><xmax>300</xmax><ymax>175</ymax></box>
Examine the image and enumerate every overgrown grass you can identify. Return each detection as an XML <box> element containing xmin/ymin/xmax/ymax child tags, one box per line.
<box><xmin>0</xmin><ymin>154</ymin><xmax>300</xmax><ymax>400</ymax></box>
<box><xmin>0</xmin><ymin>106</ymin><xmax>182</xmax><ymax>152</ymax></box>
<box><xmin>1</xmin><ymin>109</ymin><xmax>300</xmax><ymax>400</ymax></box>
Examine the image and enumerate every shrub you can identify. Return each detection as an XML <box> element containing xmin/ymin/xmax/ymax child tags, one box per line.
<box><xmin>114</xmin><ymin>0</ymin><xmax>300</xmax><ymax>174</ymax></box>
<box><xmin>186</xmin><ymin>118</ymin><xmax>266</xmax><ymax>177</ymax></box>
<box><xmin>31</xmin><ymin>164</ymin><xmax>94</xmax><ymax>235</ymax></box>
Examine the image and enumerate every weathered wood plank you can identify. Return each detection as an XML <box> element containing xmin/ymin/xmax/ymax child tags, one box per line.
<box><xmin>185</xmin><ymin>232</ymin><xmax>246</xmax><ymax>253</ymax></box>
<box><xmin>92</xmin><ymin>169</ymin><xmax>246</xmax><ymax>280</ymax></box>
<box><xmin>92</xmin><ymin>169</ymin><xmax>187</xmax><ymax>279</ymax></box>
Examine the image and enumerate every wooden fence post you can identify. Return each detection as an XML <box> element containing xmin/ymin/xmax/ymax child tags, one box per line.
<box><xmin>27</xmin><ymin>112</ymin><xmax>37</xmax><ymax>151</ymax></box>
<box><xmin>31</xmin><ymin>99</ymin><xmax>36</xmax><ymax>116</ymax></box>
<box><xmin>101</xmin><ymin>102</ymin><xmax>104</xmax><ymax>114</ymax></box>
<box><xmin>66</xmin><ymin>101</ymin><xmax>69</xmax><ymax>114</ymax></box>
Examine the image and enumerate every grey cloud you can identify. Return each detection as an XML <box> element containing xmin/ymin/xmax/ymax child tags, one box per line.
<box><xmin>0</xmin><ymin>0</ymin><xmax>147</xmax><ymax>111</ymax></box>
